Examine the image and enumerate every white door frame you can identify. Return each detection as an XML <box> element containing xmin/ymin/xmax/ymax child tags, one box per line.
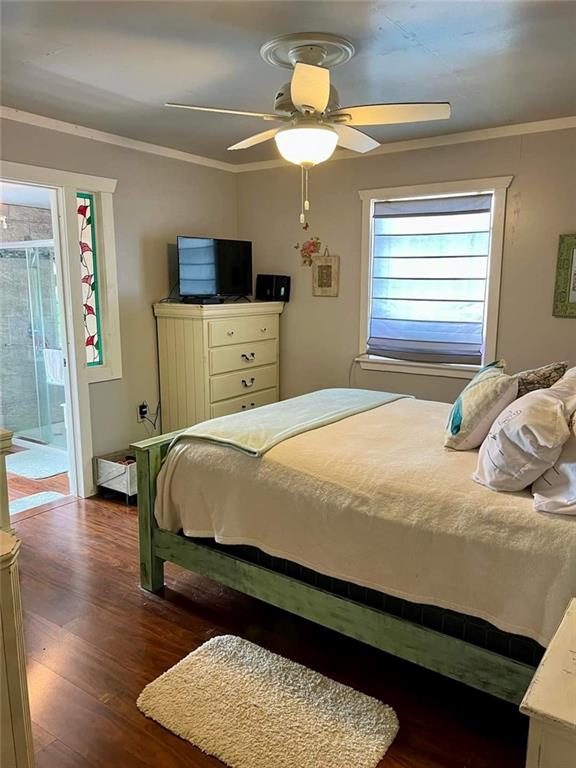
<box><xmin>1</xmin><ymin>160</ymin><xmax>118</xmax><ymax>497</ymax></box>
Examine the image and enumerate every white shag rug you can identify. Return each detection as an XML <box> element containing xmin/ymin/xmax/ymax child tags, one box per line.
<box><xmin>137</xmin><ymin>635</ymin><xmax>398</xmax><ymax>768</ymax></box>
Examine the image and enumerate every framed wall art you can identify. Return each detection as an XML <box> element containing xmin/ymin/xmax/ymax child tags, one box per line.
<box><xmin>553</xmin><ymin>234</ymin><xmax>576</xmax><ymax>318</ymax></box>
<box><xmin>312</xmin><ymin>250</ymin><xmax>339</xmax><ymax>297</ymax></box>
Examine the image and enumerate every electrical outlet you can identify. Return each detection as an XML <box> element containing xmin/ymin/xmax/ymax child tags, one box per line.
<box><xmin>137</xmin><ymin>401</ymin><xmax>149</xmax><ymax>422</ymax></box>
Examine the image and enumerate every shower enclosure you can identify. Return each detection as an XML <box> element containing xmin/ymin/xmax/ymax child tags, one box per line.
<box><xmin>1</xmin><ymin>165</ymin><xmax>115</xmax><ymax>499</ymax></box>
<box><xmin>0</xmin><ymin>182</ymin><xmax>68</xmax><ymax>458</ymax></box>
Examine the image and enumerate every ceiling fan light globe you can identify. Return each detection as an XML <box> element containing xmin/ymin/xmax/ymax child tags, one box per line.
<box><xmin>274</xmin><ymin>125</ymin><xmax>338</xmax><ymax>167</ymax></box>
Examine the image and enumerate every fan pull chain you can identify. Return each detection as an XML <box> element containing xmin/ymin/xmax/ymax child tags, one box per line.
<box><xmin>300</xmin><ymin>166</ymin><xmax>305</xmax><ymax>224</ymax></box>
<box><xmin>299</xmin><ymin>166</ymin><xmax>311</xmax><ymax>225</ymax></box>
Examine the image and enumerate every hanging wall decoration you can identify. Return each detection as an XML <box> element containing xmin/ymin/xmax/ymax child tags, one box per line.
<box><xmin>294</xmin><ymin>236</ymin><xmax>321</xmax><ymax>266</ymax></box>
<box><xmin>312</xmin><ymin>248</ymin><xmax>339</xmax><ymax>297</ymax></box>
<box><xmin>553</xmin><ymin>234</ymin><xmax>576</xmax><ymax>318</ymax></box>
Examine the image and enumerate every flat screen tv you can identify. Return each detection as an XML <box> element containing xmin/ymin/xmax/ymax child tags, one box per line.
<box><xmin>177</xmin><ymin>236</ymin><xmax>252</xmax><ymax>299</ymax></box>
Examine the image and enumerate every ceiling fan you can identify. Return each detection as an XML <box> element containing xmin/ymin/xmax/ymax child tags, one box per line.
<box><xmin>166</xmin><ymin>33</ymin><xmax>451</xmax><ymax>223</ymax></box>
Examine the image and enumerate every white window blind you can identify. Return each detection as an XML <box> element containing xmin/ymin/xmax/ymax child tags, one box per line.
<box><xmin>368</xmin><ymin>193</ymin><xmax>493</xmax><ymax>364</ymax></box>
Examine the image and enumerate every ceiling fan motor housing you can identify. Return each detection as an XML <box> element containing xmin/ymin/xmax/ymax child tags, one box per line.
<box><xmin>261</xmin><ymin>33</ymin><xmax>355</xmax><ymax>69</ymax></box>
<box><xmin>274</xmin><ymin>82</ymin><xmax>340</xmax><ymax>115</ymax></box>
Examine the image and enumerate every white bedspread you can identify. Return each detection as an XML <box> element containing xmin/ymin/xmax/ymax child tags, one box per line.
<box><xmin>156</xmin><ymin>398</ymin><xmax>576</xmax><ymax>646</ymax></box>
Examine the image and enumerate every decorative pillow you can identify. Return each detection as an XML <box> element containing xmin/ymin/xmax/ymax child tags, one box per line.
<box><xmin>515</xmin><ymin>361</ymin><xmax>568</xmax><ymax>398</ymax></box>
<box><xmin>473</xmin><ymin>368</ymin><xmax>576</xmax><ymax>492</ymax></box>
<box><xmin>544</xmin><ymin>365</ymin><xmax>576</xmax><ymax>411</ymax></box>
<box><xmin>444</xmin><ymin>360</ymin><xmax>518</xmax><ymax>451</ymax></box>
<box><xmin>473</xmin><ymin>389</ymin><xmax>570</xmax><ymax>491</ymax></box>
<box><xmin>533</xmin><ymin>417</ymin><xmax>576</xmax><ymax>515</ymax></box>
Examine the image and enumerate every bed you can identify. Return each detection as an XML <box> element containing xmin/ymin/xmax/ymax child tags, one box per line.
<box><xmin>133</xmin><ymin>392</ymin><xmax>576</xmax><ymax>705</ymax></box>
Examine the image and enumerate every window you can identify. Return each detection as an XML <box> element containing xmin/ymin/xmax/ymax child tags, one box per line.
<box><xmin>71</xmin><ymin>186</ymin><xmax>122</xmax><ymax>384</ymax></box>
<box><xmin>0</xmin><ymin>162</ymin><xmax>122</xmax><ymax>385</ymax></box>
<box><xmin>359</xmin><ymin>177</ymin><xmax>513</xmax><ymax>377</ymax></box>
<box><xmin>77</xmin><ymin>192</ymin><xmax>103</xmax><ymax>367</ymax></box>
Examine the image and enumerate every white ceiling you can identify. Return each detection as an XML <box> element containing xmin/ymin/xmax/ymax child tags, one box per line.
<box><xmin>1</xmin><ymin>1</ymin><xmax>575</xmax><ymax>163</ymax></box>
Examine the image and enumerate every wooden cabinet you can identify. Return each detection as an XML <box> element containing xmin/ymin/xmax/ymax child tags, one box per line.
<box><xmin>154</xmin><ymin>302</ymin><xmax>284</xmax><ymax>432</ymax></box>
<box><xmin>520</xmin><ymin>599</ymin><xmax>576</xmax><ymax>768</ymax></box>
<box><xmin>1</xmin><ymin>532</ymin><xmax>35</xmax><ymax>768</ymax></box>
<box><xmin>1</xmin><ymin>430</ymin><xmax>35</xmax><ymax>768</ymax></box>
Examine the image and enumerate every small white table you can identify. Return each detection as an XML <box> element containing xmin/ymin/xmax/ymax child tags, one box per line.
<box><xmin>521</xmin><ymin>599</ymin><xmax>576</xmax><ymax>768</ymax></box>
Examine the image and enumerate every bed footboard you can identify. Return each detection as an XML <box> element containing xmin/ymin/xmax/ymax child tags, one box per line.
<box><xmin>132</xmin><ymin>430</ymin><xmax>184</xmax><ymax>592</ymax></box>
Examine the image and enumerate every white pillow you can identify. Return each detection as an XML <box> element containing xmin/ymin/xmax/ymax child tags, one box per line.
<box><xmin>444</xmin><ymin>360</ymin><xmax>518</xmax><ymax>451</ymax></box>
<box><xmin>533</xmin><ymin>418</ymin><xmax>576</xmax><ymax>515</ymax></box>
<box><xmin>473</xmin><ymin>389</ymin><xmax>570</xmax><ymax>492</ymax></box>
<box><xmin>544</xmin><ymin>365</ymin><xmax>576</xmax><ymax>412</ymax></box>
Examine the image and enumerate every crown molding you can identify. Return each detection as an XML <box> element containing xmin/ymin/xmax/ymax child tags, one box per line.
<box><xmin>1</xmin><ymin>105</ymin><xmax>575</xmax><ymax>176</ymax></box>
<box><xmin>232</xmin><ymin>115</ymin><xmax>576</xmax><ymax>172</ymax></box>
<box><xmin>0</xmin><ymin>105</ymin><xmax>237</xmax><ymax>173</ymax></box>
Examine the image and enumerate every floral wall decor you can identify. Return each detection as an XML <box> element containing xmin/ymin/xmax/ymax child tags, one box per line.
<box><xmin>294</xmin><ymin>236</ymin><xmax>321</xmax><ymax>266</ymax></box>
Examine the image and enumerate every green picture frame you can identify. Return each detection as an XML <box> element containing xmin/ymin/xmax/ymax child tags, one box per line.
<box><xmin>553</xmin><ymin>234</ymin><xmax>576</xmax><ymax>318</ymax></box>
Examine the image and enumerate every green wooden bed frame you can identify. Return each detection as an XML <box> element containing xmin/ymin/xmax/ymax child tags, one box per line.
<box><xmin>132</xmin><ymin>430</ymin><xmax>536</xmax><ymax>706</ymax></box>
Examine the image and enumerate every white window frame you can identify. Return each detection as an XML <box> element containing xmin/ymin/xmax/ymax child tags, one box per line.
<box><xmin>65</xmin><ymin>187</ymin><xmax>122</xmax><ymax>384</ymax></box>
<box><xmin>357</xmin><ymin>176</ymin><xmax>513</xmax><ymax>379</ymax></box>
<box><xmin>0</xmin><ymin>160</ymin><xmax>121</xmax><ymax>496</ymax></box>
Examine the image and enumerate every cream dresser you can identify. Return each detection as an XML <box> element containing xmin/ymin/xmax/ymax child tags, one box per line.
<box><xmin>154</xmin><ymin>302</ymin><xmax>284</xmax><ymax>432</ymax></box>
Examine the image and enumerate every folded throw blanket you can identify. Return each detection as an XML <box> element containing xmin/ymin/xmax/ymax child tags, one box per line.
<box><xmin>176</xmin><ymin>388</ymin><xmax>408</xmax><ymax>456</ymax></box>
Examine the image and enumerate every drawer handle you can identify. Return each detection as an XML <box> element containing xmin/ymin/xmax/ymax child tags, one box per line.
<box><xmin>227</xmin><ymin>330</ymin><xmax>235</xmax><ymax>336</ymax></box>
<box><xmin>241</xmin><ymin>353</ymin><xmax>256</xmax><ymax>362</ymax></box>
<box><xmin>241</xmin><ymin>403</ymin><xmax>256</xmax><ymax>410</ymax></box>
<box><xmin>241</xmin><ymin>377</ymin><xmax>255</xmax><ymax>388</ymax></box>
<box><xmin>260</xmin><ymin>327</ymin><xmax>267</xmax><ymax>333</ymax></box>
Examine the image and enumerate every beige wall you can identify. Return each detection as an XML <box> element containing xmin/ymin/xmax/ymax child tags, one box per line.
<box><xmin>238</xmin><ymin>128</ymin><xmax>576</xmax><ymax>402</ymax></box>
<box><xmin>0</xmin><ymin>118</ymin><xmax>238</xmax><ymax>455</ymax></box>
<box><xmin>1</xmin><ymin>118</ymin><xmax>574</xmax><ymax>462</ymax></box>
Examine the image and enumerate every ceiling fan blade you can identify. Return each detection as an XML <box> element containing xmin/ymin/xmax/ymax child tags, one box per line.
<box><xmin>332</xmin><ymin>124</ymin><xmax>380</xmax><ymax>153</ymax></box>
<box><xmin>290</xmin><ymin>63</ymin><xmax>330</xmax><ymax>114</ymax></box>
<box><xmin>329</xmin><ymin>102</ymin><xmax>451</xmax><ymax>126</ymax></box>
<box><xmin>165</xmin><ymin>103</ymin><xmax>283</xmax><ymax>121</ymax></box>
<box><xmin>227</xmin><ymin>128</ymin><xmax>279</xmax><ymax>151</ymax></box>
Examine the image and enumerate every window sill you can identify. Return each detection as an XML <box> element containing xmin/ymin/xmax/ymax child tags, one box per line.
<box><xmin>356</xmin><ymin>354</ymin><xmax>479</xmax><ymax>380</ymax></box>
<box><xmin>87</xmin><ymin>363</ymin><xmax>122</xmax><ymax>384</ymax></box>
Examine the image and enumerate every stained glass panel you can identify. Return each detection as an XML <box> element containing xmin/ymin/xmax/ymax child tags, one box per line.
<box><xmin>77</xmin><ymin>192</ymin><xmax>103</xmax><ymax>366</ymax></box>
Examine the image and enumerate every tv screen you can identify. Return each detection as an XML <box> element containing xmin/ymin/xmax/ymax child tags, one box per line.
<box><xmin>177</xmin><ymin>237</ymin><xmax>252</xmax><ymax>298</ymax></box>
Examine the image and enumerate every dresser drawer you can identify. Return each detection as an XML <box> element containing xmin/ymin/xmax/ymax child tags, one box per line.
<box><xmin>208</xmin><ymin>315</ymin><xmax>278</xmax><ymax>347</ymax></box>
<box><xmin>210</xmin><ymin>364</ymin><xmax>277</xmax><ymax>403</ymax></box>
<box><xmin>210</xmin><ymin>339</ymin><xmax>277</xmax><ymax>375</ymax></box>
<box><xmin>210</xmin><ymin>388</ymin><xmax>277</xmax><ymax>418</ymax></box>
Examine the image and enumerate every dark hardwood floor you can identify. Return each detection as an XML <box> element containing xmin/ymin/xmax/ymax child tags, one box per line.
<box><xmin>15</xmin><ymin>497</ymin><xmax>528</xmax><ymax>768</ymax></box>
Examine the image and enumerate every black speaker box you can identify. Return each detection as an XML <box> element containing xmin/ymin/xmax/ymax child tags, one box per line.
<box><xmin>255</xmin><ymin>274</ymin><xmax>291</xmax><ymax>302</ymax></box>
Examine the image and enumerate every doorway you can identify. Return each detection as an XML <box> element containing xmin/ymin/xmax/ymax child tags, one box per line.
<box><xmin>0</xmin><ymin>181</ymin><xmax>73</xmax><ymax>517</ymax></box>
